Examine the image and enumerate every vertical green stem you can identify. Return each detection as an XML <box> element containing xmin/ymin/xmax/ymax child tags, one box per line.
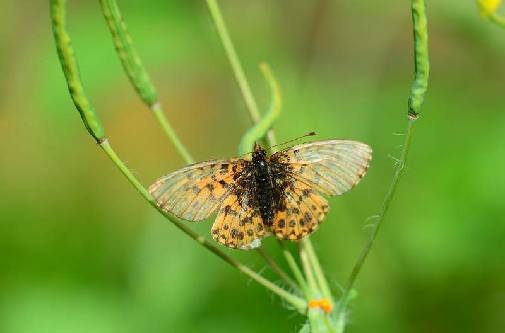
<box><xmin>336</xmin><ymin>0</ymin><xmax>429</xmax><ymax>323</ymax></box>
<box><xmin>205</xmin><ymin>0</ymin><xmax>261</xmax><ymax>124</ymax></box>
<box><xmin>278</xmin><ymin>240</ymin><xmax>310</xmax><ymax>296</ymax></box>
<box><xmin>98</xmin><ymin>0</ymin><xmax>194</xmax><ymax>164</ymax></box>
<box><xmin>301</xmin><ymin>241</ymin><xmax>326</xmax><ymax>333</ymax></box>
<box><xmin>301</xmin><ymin>238</ymin><xmax>332</xmax><ymax>300</ymax></box>
<box><xmin>300</xmin><ymin>241</ymin><xmax>319</xmax><ymax>298</ymax></box>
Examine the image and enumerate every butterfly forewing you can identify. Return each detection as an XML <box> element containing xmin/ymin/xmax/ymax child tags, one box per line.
<box><xmin>270</xmin><ymin>140</ymin><xmax>372</xmax><ymax>196</ymax></box>
<box><xmin>149</xmin><ymin>159</ymin><xmax>248</xmax><ymax>221</ymax></box>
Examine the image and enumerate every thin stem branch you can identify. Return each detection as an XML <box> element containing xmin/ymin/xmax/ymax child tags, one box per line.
<box><xmin>278</xmin><ymin>240</ymin><xmax>310</xmax><ymax>297</ymax></box>
<box><xmin>205</xmin><ymin>0</ymin><xmax>261</xmax><ymax>124</ymax></box>
<box><xmin>300</xmin><ymin>240</ymin><xmax>328</xmax><ymax>332</ymax></box>
<box><xmin>299</xmin><ymin>241</ymin><xmax>318</xmax><ymax>298</ymax></box>
<box><xmin>204</xmin><ymin>1</ymin><xmax>314</xmax><ymax>315</ymax></box>
<box><xmin>100</xmin><ymin>140</ymin><xmax>306</xmax><ymax>311</ymax></box>
<box><xmin>50</xmin><ymin>0</ymin><xmax>305</xmax><ymax>312</ymax></box>
<box><xmin>98</xmin><ymin>0</ymin><xmax>194</xmax><ymax>164</ymax></box>
<box><xmin>256</xmin><ymin>246</ymin><xmax>301</xmax><ymax>293</ymax></box>
<box><xmin>301</xmin><ymin>238</ymin><xmax>332</xmax><ymax>301</ymax></box>
<box><xmin>336</xmin><ymin>0</ymin><xmax>429</xmax><ymax>321</ymax></box>
<box><xmin>151</xmin><ymin>103</ymin><xmax>195</xmax><ymax>164</ymax></box>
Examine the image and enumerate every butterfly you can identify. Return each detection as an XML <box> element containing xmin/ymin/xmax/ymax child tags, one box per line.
<box><xmin>149</xmin><ymin>139</ymin><xmax>372</xmax><ymax>250</ymax></box>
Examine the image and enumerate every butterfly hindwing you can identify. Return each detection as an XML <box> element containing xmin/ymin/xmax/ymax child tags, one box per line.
<box><xmin>272</xmin><ymin>179</ymin><xmax>329</xmax><ymax>240</ymax></box>
<box><xmin>149</xmin><ymin>159</ymin><xmax>249</xmax><ymax>221</ymax></box>
<box><xmin>270</xmin><ymin>140</ymin><xmax>372</xmax><ymax>196</ymax></box>
<box><xmin>211</xmin><ymin>190</ymin><xmax>268</xmax><ymax>250</ymax></box>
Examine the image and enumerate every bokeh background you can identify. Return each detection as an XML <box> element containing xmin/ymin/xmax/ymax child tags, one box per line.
<box><xmin>1</xmin><ymin>1</ymin><xmax>504</xmax><ymax>332</ymax></box>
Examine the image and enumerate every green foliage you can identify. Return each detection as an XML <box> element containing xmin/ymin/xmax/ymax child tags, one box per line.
<box><xmin>1</xmin><ymin>1</ymin><xmax>504</xmax><ymax>333</ymax></box>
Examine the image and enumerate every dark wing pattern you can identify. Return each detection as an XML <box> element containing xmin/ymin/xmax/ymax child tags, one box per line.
<box><xmin>271</xmin><ymin>179</ymin><xmax>329</xmax><ymax>240</ymax></box>
<box><xmin>269</xmin><ymin>139</ymin><xmax>372</xmax><ymax>240</ymax></box>
<box><xmin>149</xmin><ymin>159</ymin><xmax>249</xmax><ymax>221</ymax></box>
<box><xmin>211</xmin><ymin>190</ymin><xmax>269</xmax><ymax>250</ymax></box>
<box><xmin>270</xmin><ymin>140</ymin><xmax>372</xmax><ymax>196</ymax></box>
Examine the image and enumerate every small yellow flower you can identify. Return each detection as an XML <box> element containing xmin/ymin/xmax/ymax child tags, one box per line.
<box><xmin>479</xmin><ymin>0</ymin><xmax>502</xmax><ymax>18</ymax></box>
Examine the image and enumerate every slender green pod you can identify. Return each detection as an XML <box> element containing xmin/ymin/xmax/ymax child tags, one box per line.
<box><xmin>337</xmin><ymin>0</ymin><xmax>429</xmax><ymax>326</ymax></box>
<box><xmin>50</xmin><ymin>0</ymin><xmax>105</xmax><ymax>142</ymax></box>
<box><xmin>408</xmin><ymin>0</ymin><xmax>430</xmax><ymax>116</ymax></box>
<box><xmin>98</xmin><ymin>0</ymin><xmax>157</xmax><ymax>105</ymax></box>
<box><xmin>98</xmin><ymin>0</ymin><xmax>194</xmax><ymax>163</ymax></box>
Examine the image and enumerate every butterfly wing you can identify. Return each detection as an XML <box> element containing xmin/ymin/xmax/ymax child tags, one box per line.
<box><xmin>271</xmin><ymin>179</ymin><xmax>329</xmax><ymax>240</ymax></box>
<box><xmin>269</xmin><ymin>139</ymin><xmax>371</xmax><ymax>240</ymax></box>
<box><xmin>149</xmin><ymin>159</ymin><xmax>249</xmax><ymax>221</ymax></box>
<box><xmin>270</xmin><ymin>139</ymin><xmax>372</xmax><ymax>196</ymax></box>
<box><xmin>211</xmin><ymin>184</ymin><xmax>269</xmax><ymax>250</ymax></box>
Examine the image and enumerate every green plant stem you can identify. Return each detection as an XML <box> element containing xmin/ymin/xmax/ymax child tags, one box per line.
<box><xmin>204</xmin><ymin>0</ymin><xmax>317</xmax><ymax>315</ymax></box>
<box><xmin>98</xmin><ymin>0</ymin><xmax>194</xmax><ymax>164</ymax></box>
<box><xmin>301</xmin><ymin>238</ymin><xmax>332</xmax><ymax>301</ymax></box>
<box><xmin>205</xmin><ymin>0</ymin><xmax>261</xmax><ymax>124</ymax></box>
<box><xmin>300</xmin><ymin>240</ymin><xmax>327</xmax><ymax>333</ymax></box>
<box><xmin>278</xmin><ymin>240</ymin><xmax>310</xmax><ymax>297</ymax></box>
<box><xmin>151</xmin><ymin>103</ymin><xmax>195</xmax><ymax>164</ymax></box>
<box><xmin>100</xmin><ymin>140</ymin><xmax>306</xmax><ymax>312</ymax></box>
<box><xmin>256</xmin><ymin>246</ymin><xmax>301</xmax><ymax>293</ymax></box>
<box><xmin>239</xmin><ymin>63</ymin><xmax>282</xmax><ymax>155</ymax></box>
<box><xmin>336</xmin><ymin>0</ymin><xmax>429</xmax><ymax>325</ymax></box>
<box><xmin>50</xmin><ymin>0</ymin><xmax>305</xmax><ymax>312</ymax></box>
<box><xmin>300</xmin><ymin>241</ymin><xmax>319</xmax><ymax>299</ymax></box>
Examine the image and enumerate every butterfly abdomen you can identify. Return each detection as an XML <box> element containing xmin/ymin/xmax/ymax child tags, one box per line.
<box><xmin>252</xmin><ymin>148</ymin><xmax>275</xmax><ymax>227</ymax></box>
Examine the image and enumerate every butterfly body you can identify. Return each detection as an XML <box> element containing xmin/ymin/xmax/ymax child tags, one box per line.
<box><xmin>251</xmin><ymin>142</ymin><xmax>276</xmax><ymax>227</ymax></box>
<box><xmin>149</xmin><ymin>139</ymin><xmax>372</xmax><ymax>250</ymax></box>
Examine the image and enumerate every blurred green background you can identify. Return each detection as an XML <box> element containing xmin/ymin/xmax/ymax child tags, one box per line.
<box><xmin>1</xmin><ymin>1</ymin><xmax>504</xmax><ymax>332</ymax></box>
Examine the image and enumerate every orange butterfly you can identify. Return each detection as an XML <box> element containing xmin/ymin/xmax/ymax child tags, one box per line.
<box><xmin>149</xmin><ymin>140</ymin><xmax>372</xmax><ymax>250</ymax></box>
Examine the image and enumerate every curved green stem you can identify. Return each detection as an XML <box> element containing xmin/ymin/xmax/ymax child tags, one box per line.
<box><xmin>239</xmin><ymin>63</ymin><xmax>282</xmax><ymax>155</ymax></box>
<box><xmin>337</xmin><ymin>0</ymin><xmax>429</xmax><ymax>323</ymax></box>
<box><xmin>278</xmin><ymin>240</ymin><xmax>310</xmax><ymax>297</ymax></box>
<box><xmin>50</xmin><ymin>0</ymin><xmax>305</xmax><ymax>312</ymax></box>
<box><xmin>98</xmin><ymin>0</ymin><xmax>194</xmax><ymax>164</ymax></box>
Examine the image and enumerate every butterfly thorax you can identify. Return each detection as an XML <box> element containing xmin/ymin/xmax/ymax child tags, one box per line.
<box><xmin>252</xmin><ymin>143</ymin><xmax>275</xmax><ymax>227</ymax></box>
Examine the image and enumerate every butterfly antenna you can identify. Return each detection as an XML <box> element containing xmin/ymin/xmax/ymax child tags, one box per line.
<box><xmin>266</xmin><ymin>132</ymin><xmax>317</xmax><ymax>150</ymax></box>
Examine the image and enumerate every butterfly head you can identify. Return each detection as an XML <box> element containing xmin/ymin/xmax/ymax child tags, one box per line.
<box><xmin>252</xmin><ymin>142</ymin><xmax>268</xmax><ymax>164</ymax></box>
